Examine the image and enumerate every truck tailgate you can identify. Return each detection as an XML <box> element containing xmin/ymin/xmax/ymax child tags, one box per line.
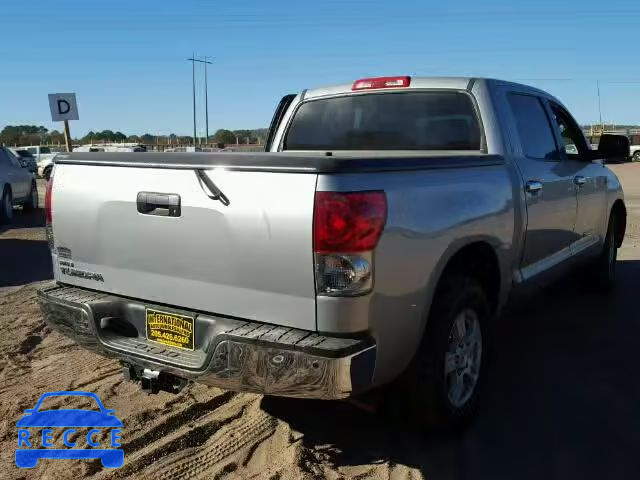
<box><xmin>51</xmin><ymin>164</ymin><xmax>318</xmax><ymax>330</ymax></box>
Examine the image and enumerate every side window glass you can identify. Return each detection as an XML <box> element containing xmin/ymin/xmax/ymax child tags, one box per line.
<box><xmin>0</xmin><ymin>149</ymin><xmax>11</xmax><ymax>165</ymax></box>
<box><xmin>508</xmin><ymin>94</ymin><xmax>559</xmax><ymax>160</ymax></box>
<box><xmin>550</xmin><ymin>104</ymin><xmax>588</xmax><ymax>160</ymax></box>
<box><xmin>6</xmin><ymin>150</ymin><xmax>21</xmax><ymax>167</ymax></box>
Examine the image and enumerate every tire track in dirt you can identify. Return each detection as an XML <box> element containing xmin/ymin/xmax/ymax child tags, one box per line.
<box><xmin>15</xmin><ymin>323</ymin><xmax>49</xmax><ymax>355</ymax></box>
<box><xmin>240</xmin><ymin>419</ymin><xmax>301</xmax><ymax>480</ymax></box>
<box><xmin>212</xmin><ymin>462</ymin><xmax>238</xmax><ymax>479</ymax></box>
<box><xmin>70</xmin><ymin>365</ymin><xmax>123</xmax><ymax>391</ymax></box>
<box><xmin>122</xmin><ymin>390</ymin><xmax>236</xmax><ymax>455</ymax></box>
<box><xmin>241</xmin><ymin>435</ymin><xmax>263</xmax><ymax>468</ymax></box>
<box><xmin>111</xmin><ymin>402</ymin><xmax>248</xmax><ymax>478</ymax></box>
<box><xmin>127</xmin><ymin>398</ymin><xmax>279</xmax><ymax>480</ymax></box>
<box><xmin>296</xmin><ymin>446</ymin><xmax>327</xmax><ymax>480</ymax></box>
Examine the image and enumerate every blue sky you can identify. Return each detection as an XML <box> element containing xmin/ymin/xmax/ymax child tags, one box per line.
<box><xmin>3</xmin><ymin>0</ymin><xmax>640</xmax><ymax>137</ymax></box>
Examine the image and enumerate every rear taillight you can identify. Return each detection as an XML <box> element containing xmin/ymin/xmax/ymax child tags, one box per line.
<box><xmin>313</xmin><ymin>191</ymin><xmax>387</xmax><ymax>296</ymax></box>
<box><xmin>44</xmin><ymin>178</ymin><xmax>53</xmax><ymax>224</ymax></box>
<box><xmin>44</xmin><ymin>171</ymin><xmax>54</xmax><ymax>249</ymax></box>
<box><xmin>352</xmin><ymin>76</ymin><xmax>411</xmax><ymax>91</ymax></box>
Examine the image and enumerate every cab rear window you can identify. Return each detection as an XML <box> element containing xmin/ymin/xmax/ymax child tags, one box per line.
<box><xmin>284</xmin><ymin>91</ymin><xmax>482</xmax><ymax>151</ymax></box>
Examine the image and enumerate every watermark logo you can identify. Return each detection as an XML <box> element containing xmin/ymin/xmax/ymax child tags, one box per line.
<box><xmin>15</xmin><ymin>391</ymin><xmax>123</xmax><ymax>469</ymax></box>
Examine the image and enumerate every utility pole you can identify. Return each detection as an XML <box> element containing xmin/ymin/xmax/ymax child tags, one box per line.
<box><xmin>186</xmin><ymin>56</ymin><xmax>214</xmax><ymax>144</ymax></box>
<box><xmin>187</xmin><ymin>54</ymin><xmax>198</xmax><ymax>144</ymax></box>
<box><xmin>597</xmin><ymin>80</ymin><xmax>603</xmax><ymax>132</ymax></box>
<box><xmin>202</xmin><ymin>56</ymin><xmax>213</xmax><ymax>143</ymax></box>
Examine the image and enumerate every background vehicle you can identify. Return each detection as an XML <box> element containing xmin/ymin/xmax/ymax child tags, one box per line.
<box><xmin>39</xmin><ymin>77</ymin><xmax>628</xmax><ymax>429</ymax></box>
<box><xmin>9</xmin><ymin>148</ymin><xmax>38</xmax><ymax>173</ymax></box>
<box><xmin>629</xmin><ymin>145</ymin><xmax>640</xmax><ymax>162</ymax></box>
<box><xmin>73</xmin><ymin>143</ymin><xmax>146</xmax><ymax>153</ymax></box>
<box><xmin>0</xmin><ymin>146</ymin><xmax>38</xmax><ymax>224</ymax></box>
<box><xmin>24</xmin><ymin>145</ymin><xmax>57</xmax><ymax>180</ymax></box>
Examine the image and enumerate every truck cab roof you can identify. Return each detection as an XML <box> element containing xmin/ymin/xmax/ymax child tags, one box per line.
<box><xmin>302</xmin><ymin>76</ymin><xmax>554</xmax><ymax>101</ymax></box>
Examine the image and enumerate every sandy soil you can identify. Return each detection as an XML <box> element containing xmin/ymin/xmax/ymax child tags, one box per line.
<box><xmin>1</xmin><ymin>168</ymin><xmax>640</xmax><ymax>479</ymax></box>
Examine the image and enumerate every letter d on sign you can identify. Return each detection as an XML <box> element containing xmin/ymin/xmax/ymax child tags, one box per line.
<box><xmin>57</xmin><ymin>99</ymin><xmax>71</xmax><ymax>115</ymax></box>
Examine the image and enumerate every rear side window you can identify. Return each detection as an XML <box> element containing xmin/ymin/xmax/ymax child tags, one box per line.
<box><xmin>5</xmin><ymin>149</ymin><xmax>21</xmax><ymax>167</ymax></box>
<box><xmin>284</xmin><ymin>91</ymin><xmax>482</xmax><ymax>151</ymax></box>
<box><xmin>508</xmin><ymin>94</ymin><xmax>558</xmax><ymax>160</ymax></box>
<box><xmin>40</xmin><ymin>147</ymin><xmax>51</xmax><ymax>154</ymax></box>
<box><xmin>26</xmin><ymin>147</ymin><xmax>37</xmax><ymax>154</ymax></box>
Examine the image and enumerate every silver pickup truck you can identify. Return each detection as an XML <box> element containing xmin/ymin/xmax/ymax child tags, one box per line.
<box><xmin>0</xmin><ymin>146</ymin><xmax>39</xmax><ymax>224</ymax></box>
<box><xmin>38</xmin><ymin>77</ymin><xmax>628</xmax><ymax>429</ymax></box>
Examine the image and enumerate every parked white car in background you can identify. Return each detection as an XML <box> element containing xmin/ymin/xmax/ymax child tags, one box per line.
<box><xmin>73</xmin><ymin>143</ymin><xmax>146</xmax><ymax>153</ymax></box>
<box><xmin>24</xmin><ymin>146</ymin><xmax>58</xmax><ymax>180</ymax></box>
<box><xmin>629</xmin><ymin>145</ymin><xmax>640</xmax><ymax>162</ymax></box>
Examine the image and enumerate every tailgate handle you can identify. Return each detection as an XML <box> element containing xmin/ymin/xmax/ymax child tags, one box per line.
<box><xmin>137</xmin><ymin>192</ymin><xmax>181</xmax><ymax>217</ymax></box>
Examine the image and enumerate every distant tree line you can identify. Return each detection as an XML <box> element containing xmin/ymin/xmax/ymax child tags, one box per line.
<box><xmin>212</xmin><ymin>128</ymin><xmax>268</xmax><ymax>145</ymax></box>
<box><xmin>0</xmin><ymin>125</ymin><xmax>65</xmax><ymax>146</ymax></box>
<box><xmin>0</xmin><ymin>125</ymin><xmax>268</xmax><ymax>147</ymax></box>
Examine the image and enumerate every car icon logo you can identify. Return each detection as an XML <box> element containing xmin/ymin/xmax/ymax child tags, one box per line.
<box><xmin>15</xmin><ymin>391</ymin><xmax>123</xmax><ymax>468</ymax></box>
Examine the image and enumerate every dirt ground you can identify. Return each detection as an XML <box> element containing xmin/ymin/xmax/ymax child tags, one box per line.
<box><xmin>1</xmin><ymin>167</ymin><xmax>640</xmax><ymax>480</ymax></box>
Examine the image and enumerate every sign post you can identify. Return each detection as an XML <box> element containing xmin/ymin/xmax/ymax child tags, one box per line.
<box><xmin>48</xmin><ymin>93</ymin><xmax>79</xmax><ymax>152</ymax></box>
<box><xmin>63</xmin><ymin>120</ymin><xmax>72</xmax><ymax>153</ymax></box>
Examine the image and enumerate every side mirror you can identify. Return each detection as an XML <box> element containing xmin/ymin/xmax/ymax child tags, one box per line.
<box><xmin>597</xmin><ymin>134</ymin><xmax>630</xmax><ymax>162</ymax></box>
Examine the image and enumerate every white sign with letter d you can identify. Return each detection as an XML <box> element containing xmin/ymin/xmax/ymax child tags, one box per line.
<box><xmin>48</xmin><ymin>93</ymin><xmax>79</xmax><ymax>121</ymax></box>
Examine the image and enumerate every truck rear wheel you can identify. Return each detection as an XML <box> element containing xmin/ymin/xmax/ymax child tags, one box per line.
<box><xmin>0</xmin><ymin>187</ymin><xmax>13</xmax><ymax>225</ymax></box>
<box><xmin>394</xmin><ymin>275</ymin><xmax>490</xmax><ymax>430</ymax></box>
<box><xmin>22</xmin><ymin>182</ymin><xmax>38</xmax><ymax>212</ymax></box>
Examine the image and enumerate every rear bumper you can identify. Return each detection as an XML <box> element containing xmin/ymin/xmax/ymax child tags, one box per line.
<box><xmin>37</xmin><ymin>283</ymin><xmax>376</xmax><ymax>399</ymax></box>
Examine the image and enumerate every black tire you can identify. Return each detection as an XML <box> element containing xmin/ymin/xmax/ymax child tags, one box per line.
<box><xmin>43</xmin><ymin>166</ymin><xmax>52</xmax><ymax>181</ymax></box>
<box><xmin>0</xmin><ymin>187</ymin><xmax>13</xmax><ymax>225</ymax></box>
<box><xmin>22</xmin><ymin>182</ymin><xmax>38</xmax><ymax>212</ymax></box>
<box><xmin>632</xmin><ymin>151</ymin><xmax>640</xmax><ymax>162</ymax></box>
<box><xmin>391</xmin><ymin>275</ymin><xmax>490</xmax><ymax>430</ymax></box>
<box><xmin>592</xmin><ymin>214</ymin><xmax>618</xmax><ymax>289</ymax></box>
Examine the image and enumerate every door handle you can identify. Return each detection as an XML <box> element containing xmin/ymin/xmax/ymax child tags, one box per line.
<box><xmin>525</xmin><ymin>180</ymin><xmax>543</xmax><ymax>194</ymax></box>
<box><xmin>137</xmin><ymin>192</ymin><xmax>181</xmax><ymax>217</ymax></box>
<box><xmin>574</xmin><ymin>175</ymin><xmax>587</xmax><ymax>187</ymax></box>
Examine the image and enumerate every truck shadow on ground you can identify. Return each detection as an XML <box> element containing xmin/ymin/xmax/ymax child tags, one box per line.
<box><xmin>0</xmin><ymin>209</ymin><xmax>53</xmax><ymax>287</ymax></box>
<box><xmin>0</xmin><ymin>207</ymin><xmax>46</xmax><ymax>232</ymax></box>
<box><xmin>261</xmin><ymin>260</ymin><xmax>640</xmax><ymax>480</ymax></box>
